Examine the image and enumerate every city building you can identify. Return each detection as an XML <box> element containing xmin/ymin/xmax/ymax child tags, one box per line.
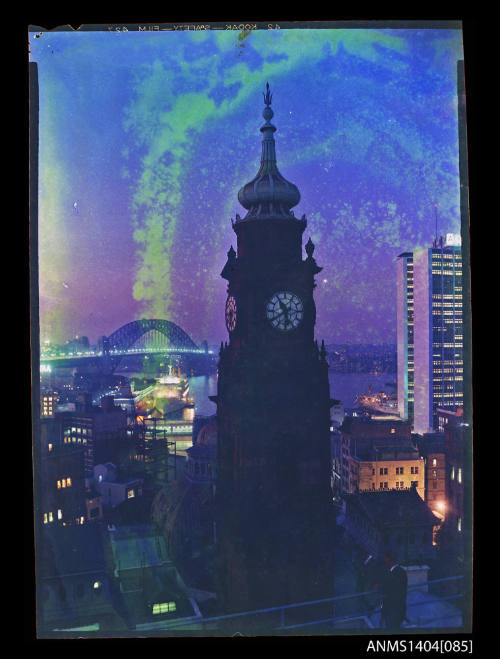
<box><xmin>438</xmin><ymin>409</ymin><xmax>466</xmax><ymax>563</ymax></box>
<box><xmin>85</xmin><ymin>489</ymin><xmax>104</xmax><ymax>522</ymax></box>
<box><xmin>38</xmin><ymin>422</ymin><xmax>87</xmax><ymax>527</ymax></box>
<box><xmin>107</xmin><ymin>524</ymin><xmax>198</xmax><ymax>626</ymax></box>
<box><xmin>397</xmin><ymin>235</ymin><xmax>463</xmax><ymax>434</ymax></box>
<box><xmin>41</xmin><ymin>389</ymin><xmax>59</xmax><ymax>418</ymax></box>
<box><xmin>151</xmin><ymin>417</ymin><xmax>217</xmax><ymax>588</ymax></box>
<box><xmin>58</xmin><ymin>393</ymin><xmax>130</xmax><ymax>475</ymax></box>
<box><xmin>37</xmin><ymin>523</ymin><xmax>122</xmax><ymax>633</ymax></box>
<box><xmin>40</xmin><ymin>416</ymin><xmax>64</xmax><ymax>454</ymax></box>
<box><xmin>213</xmin><ymin>84</ymin><xmax>334</xmax><ymax>614</ymax></box>
<box><xmin>37</xmin><ymin>522</ymin><xmax>197</xmax><ymax>634</ymax></box>
<box><xmin>397</xmin><ymin>252</ymin><xmax>414</xmax><ymax>423</ymax></box>
<box><xmin>415</xmin><ymin>432</ymin><xmax>447</xmax><ymax>522</ymax></box>
<box><xmin>348</xmin><ymin>444</ymin><xmax>426</xmax><ymax>501</ymax></box>
<box><xmin>339</xmin><ymin>416</ymin><xmax>413</xmax><ymax>494</ymax></box>
<box><xmin>93</xmin><ymin>462</ymin><xmax>144</xmax><ymax>509</ymax></box>
<box><xmin>344</xmin><ymin>486</ymin><xmax>440</xmax><ymax>564</ymax></box>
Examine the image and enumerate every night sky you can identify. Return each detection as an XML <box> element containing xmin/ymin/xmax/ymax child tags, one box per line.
<box><xmin>29</xmin><ymin>26</ymin><xmax>464</xmax><ymax>347</ymax></box>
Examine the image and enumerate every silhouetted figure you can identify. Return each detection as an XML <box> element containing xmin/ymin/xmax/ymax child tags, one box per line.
<box><xmin>380</xmin><ymin>553</ymin><xmax>408</xmax><ymax>630</ymax></box>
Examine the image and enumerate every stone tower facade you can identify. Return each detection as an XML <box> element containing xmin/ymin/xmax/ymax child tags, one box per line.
<box><xmin>214</xmin><ymin>84</ymin><xmax>334</xmax><ymax>615</ymax></box>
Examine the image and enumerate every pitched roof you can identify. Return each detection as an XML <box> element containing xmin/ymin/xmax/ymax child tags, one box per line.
<box><xmin>346</xmin><ymin>488</ymin><xmax>440</xmax><ymax>528</ymax></box>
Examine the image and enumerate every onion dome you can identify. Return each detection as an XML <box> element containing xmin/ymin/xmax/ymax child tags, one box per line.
<box><xmin>237</xmin><ymin>83</ymin><xmax>300</xmax><ymax>220</ymax></box>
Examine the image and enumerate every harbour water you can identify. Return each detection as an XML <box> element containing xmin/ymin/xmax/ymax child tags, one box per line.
<box><xmin>188</xmin><ymin>371</ymin><xmax>397</xmax><ymax>417</ymax></box>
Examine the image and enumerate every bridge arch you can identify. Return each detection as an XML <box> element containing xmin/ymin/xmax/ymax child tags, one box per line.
<box><xmin>105</xmin><ymin>319</ymin><xmax>199</xmax><ymax>353</ymax></box>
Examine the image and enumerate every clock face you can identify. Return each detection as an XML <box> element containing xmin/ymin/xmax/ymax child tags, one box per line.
<box><xmin>266</xmin><ymin>291</ymin><xmax>304</xmax><ymax>331</ymax></box>
<box><xmin>225</xmin><ymin>295</ymin><xmax>237</xmax><ymax>332</ymax></box>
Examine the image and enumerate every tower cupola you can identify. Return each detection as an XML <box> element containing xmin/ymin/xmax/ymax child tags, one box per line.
<box><xmin>237</xmin><ymin>83</ymin><xmax>300</xmax><ymax>220</ymax></box>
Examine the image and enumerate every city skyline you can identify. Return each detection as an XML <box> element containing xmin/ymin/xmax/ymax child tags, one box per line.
<box><xmin>29</xmin><ymin>25</ymin><xmax>464</xmax><ymax>346</ymax></box>
<box><xmin>29</xmin><ymin>24</ymin><xmax>472</xmax><ymax>636</ymax></box>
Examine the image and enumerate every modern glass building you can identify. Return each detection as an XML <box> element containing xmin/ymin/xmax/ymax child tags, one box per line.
<box><xmin>398</xmin><ymin>235</ymin><xmax>463</xmax><ymax>434</ymax></box>
<box><xmin>397</xmin><ymin>252</ymin><xmax>414</xmax><ymax>423</ymax></box>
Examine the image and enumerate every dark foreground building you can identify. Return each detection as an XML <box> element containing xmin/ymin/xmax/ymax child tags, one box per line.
<box><xmin>344</xmin><ymin>486</ymin><xmax>440</xmax><ymax>565</ymax></box>
<box><xmin>214</xmin><ymin>85</ymin><xmax>334</xmax><ymax>615</ymax></box>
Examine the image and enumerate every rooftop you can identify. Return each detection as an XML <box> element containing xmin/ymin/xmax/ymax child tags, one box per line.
<box><xmin>40</xmin><ymin>522</ymin><xmax>106</xmax><ymax>578</ymax></box>
<box><xmin>342</xmin><ymin>416</ymin><xmax>411</xmax><ymax>438</ymax></box>
<box><xmin>354</xmin><ymin>445</ymin><xmax>420</xmax><ymax>461</ymax></box>
<box><xmin>346</xmin><ymin>488</ymin><xmax>440</xmax><ymax>528</ymax></box>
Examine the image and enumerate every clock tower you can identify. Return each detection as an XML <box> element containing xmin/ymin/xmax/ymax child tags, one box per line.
<box><xmin>214</xmin><ymin>84</ymin><xmax>334</xmax><ymax>616</ymax></box>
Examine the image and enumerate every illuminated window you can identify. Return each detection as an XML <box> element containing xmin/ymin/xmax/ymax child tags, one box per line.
<box><xmin>451</xmin><ymin>466</ymin><xmax>455</xmax><ymax>480</ymax></box>
<box><xmin>57</xmin><ymin>509</ymin><xmax>62</xmax><ymax>519</ymax></box>
<box><xmin>127</xmin><ymin>489</ymin><xmax>135</xmax><ymax>499</ymax></box>
<box><xmin>93</xmin><ymin>581</ymin><xmax>102</xmax><ymax>594</ymax></box>
<box><xmin>458</xmin><ymin>468</ymin><xmax>462</xmax><ymax>484</ymax></box>
<box><xmin>152</xmin><ymin>601</ymin><xmax>176</xmax><ymax>614</ymax></box>
<box><xmin>48</xmin><ymin>443</ymin><xmax>53</xmax><ymax>452</ymax></box>
<box><xmin>432</xmin><ymin>458</ymin><xmax>437</xmax><ymax>467</ymax></box>
<box><xmin>43</xmin><ymin>513</ymin><xmax>48</xmax><ymax>524</ymax></box>
<box><xmin>390</xmin><ymin>428</ymin><xmax>395</xmax><ymax>434</ymax></box>
<box><xmin>57</xmin><ymin>480</ymin><xmax>61</xmax><ymax>489</ymax></box>
<box><xmin>67</xmin><ymin>477</ymin><xmax>72</xmax><ymax>487</ymax></box>
<box><xmin>62</xmin><ymin>479</ymin><xmax>66</xmax><ymax>488</ymax></box>
<box><xmin>48</xmin><ymin>512</ymin><xmax>53</xmax><ymax>522</ymax></box>
<box><xmin>458</xmin><ymin>517</ymin><xmax>462</xmax><ymax>532</ymax></box>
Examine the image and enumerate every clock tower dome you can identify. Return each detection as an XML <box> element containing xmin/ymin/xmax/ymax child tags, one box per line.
<box><xmin>214</xmin><ymin>84</ymin><xmax>334</xmax><ymax>616</ymax></box>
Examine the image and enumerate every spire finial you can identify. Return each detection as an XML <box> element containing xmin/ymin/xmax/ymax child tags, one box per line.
<box><xmin>262</xmin><ymin>82</ymin><xmax>274</xmax><ymax>124</ymax></box>
<box><xmin>305</xmin><ymin>237</ymin><xmax>315</xmax><ymax>258</ymax></box>
<box><xmin>263</xmin><ymin>82</ymin><xmax>272</xmax><ymax>107</ymax></box>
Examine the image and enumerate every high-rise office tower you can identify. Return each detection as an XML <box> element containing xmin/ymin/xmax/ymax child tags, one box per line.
<box><xmin>397</xmin><ymin>252</ymin><xmax>414</xmax><ymax>423</ymax></box>
<box><xmin>214</xmin><ymin>85</ymin><xmax>334</xmax><ymax>615</ymax></box>
<box><xmin>398</xmin><ymin>234</ymin><xmax>463</xmax><ymax>434</ymax></box>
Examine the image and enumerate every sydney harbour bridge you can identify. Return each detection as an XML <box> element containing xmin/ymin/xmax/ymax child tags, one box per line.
<box><xmin>40</xmin><ymin>319</ymin><xmax>215</xmax><ymax>375</ymax></box>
